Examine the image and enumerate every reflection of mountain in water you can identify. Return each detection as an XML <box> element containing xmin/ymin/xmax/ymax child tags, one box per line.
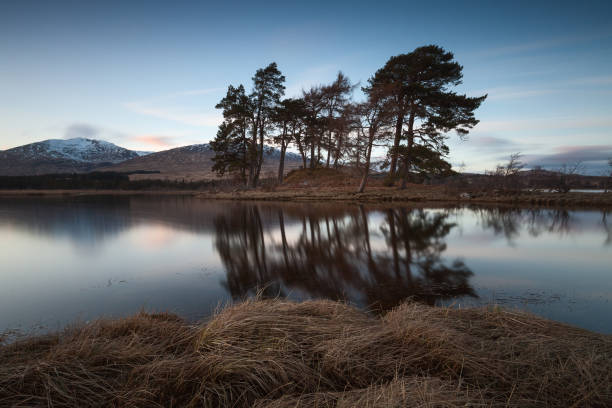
<box><xmin>214</xmin><ymin>205</ymin><xmax>477</xmax><ymax>312</ymax></box>
<box><xmin>0</xmin><ymin>196</ymin><xmax>304</xmax><ymax>249</ymax></box>
<box><xmin>0</xmin><ymin>197</ymin><xmax>135</xmax><ymax>247</ymax></box>
<box><xmin>0</xmin><ymin>196</ymin><xmax>260</xmax><ymax>248</ymax></box>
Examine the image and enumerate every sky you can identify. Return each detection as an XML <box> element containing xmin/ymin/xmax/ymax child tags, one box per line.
<box><xmin>1</xmin><ymin>0</ymin><xmax>611</xmax><ymax>173</ymax></box>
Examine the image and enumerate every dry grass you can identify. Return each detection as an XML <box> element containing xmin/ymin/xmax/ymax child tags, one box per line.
<box><xmin>1</xmin><ymin>299</ymin><xmax>611</xmax><ymax>407</ymax></box>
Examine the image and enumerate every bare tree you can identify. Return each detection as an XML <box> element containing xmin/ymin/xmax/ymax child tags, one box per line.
<box><xmin>302</xmin><ymin>86</ymin><xmax>326</xmax><ymax>168</ymax></box>
<box><xmin>356</xmin><ymin>90</ymin><xmax>392</xmax><ymax>193</ymax></box>
<box><xmin>320</xmin><ymin>72</ymin><xmax>356</xmax><ymax>167</ymax></box>
<box><xmin>497</xmin><ymin>152</ymin><xmax>524</xmax><ymax>177</ymax></box>
<box><xmin>271</xmin><ymin>98</ymin><xmax>307</xmax><ymax>183</ymax></box>
<box><xmin>486</xmin><ymin>152</ymin><xmax>524</xmax><ymax>191</ymax></box>
<box><xmin>553</xmin><ymin>161</ymin><xmax>583</xmax><ymax>193</ymax></box>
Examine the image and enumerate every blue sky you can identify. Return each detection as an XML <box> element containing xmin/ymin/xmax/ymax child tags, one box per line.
<box><xmin>1</xmin><ymin>0</ymin><xmax>611</xmax><ymax>173</ymax></box>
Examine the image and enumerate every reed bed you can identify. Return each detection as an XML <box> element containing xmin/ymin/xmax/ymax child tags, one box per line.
<box><xmin>1</xmin><ymin>299</ymin><xmax>610</xmax><ymax>407</ymax></box>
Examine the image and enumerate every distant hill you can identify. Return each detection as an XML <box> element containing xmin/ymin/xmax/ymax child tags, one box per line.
<box><xmin>103</xmin><ymin>143</ymin><xmax>304</xmax><ymax>181</ymax></box>
<box><xmin>453</xmin><ymin>168</ymin><xmax>610</xmax><ymax>190</ymax></box>
<box><xmin>0</xmin><ymin>138</ymin><xmax>303</xmax><ymax>180</ymax></box>
<box><xmin>0</xmin><ymin>138</ymin><xmax>144</xmax><ymax>176</ymax></box>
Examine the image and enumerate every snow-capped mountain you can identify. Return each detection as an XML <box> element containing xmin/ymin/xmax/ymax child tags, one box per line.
<box><xmin>262</xmin><ymin>145</ymin><xmax>302</xmax><ymax>161</ymax></box>
<box><xmin>0</xmin><ymin>138</ymin><xmax>303</xmax><ymax>179</ymax></box>
<box><xmin>6</xmin><ymin>138</ymin><xmax>140</xmax><ymax>163</ymax></box>
<box><xmin>0</xmin><ymin>138</ymin><xmax>147</xmax><ymax>176</ymax></box>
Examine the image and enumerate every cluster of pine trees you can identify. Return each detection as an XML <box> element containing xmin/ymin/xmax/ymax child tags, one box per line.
<box><xmin>210</xmin><ymin>45</ymin><xmax>487</xmax><ymax>192</ymax></box>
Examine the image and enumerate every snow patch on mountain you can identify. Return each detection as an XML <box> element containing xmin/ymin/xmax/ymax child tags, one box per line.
<box><xmin>5</xmin><ymin>138</ymin><xmax>140</xmax><ymax>164</ymax></box>
<box><xmin>263</xmin><ymin>146</ymin><xmax>302</xmax><ymax>161</ymax></box>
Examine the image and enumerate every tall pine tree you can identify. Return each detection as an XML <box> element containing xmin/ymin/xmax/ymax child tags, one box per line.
<box><xmin>366</xmin><ymin>45</ymin><xmax>486</xmax><ymax>187</ymax></box>
<box><xmin>249</xmin><ymin>63</ymin><xmax>285</xmax><ymax>187</ymax></box>
<box><xmin>210</xmin><ymin>85</ymin><xmax>253</xmax><ymax>184</ymax></box>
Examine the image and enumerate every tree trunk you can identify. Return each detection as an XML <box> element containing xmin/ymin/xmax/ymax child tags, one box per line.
<box><xmin>277</xmin><ymin>123</ymin><xmax>288</xmax><ymax>184</ymax></box>
<box><xmin>248</xmin><ymin>107</ymin><xmax>261</xmax><ymax>188</ymax></box>
<box><xmin>400</xmin><ymin>159</ymin><xmax>409</xmax><ymax>189</ymax></box>
<box><xmin>325</xmin><ymin>131</ymin><xmax>332</xmax><ymax>167</ymax></box>
<box><xmin>253</xmin><ymin>121</ymin><xmax>265</xmax><ymax>186</ymax></box>
<box><xmin>278</xmin><ymin>141</ymin><xmax>286</xmax><ymax>184</ymax></box>
<box><xmin>248</xmin><ymin>128</ymin><xmax>257</xmax><ymax>188</ymax></box>
<box><xmin>400</xmin><ymin>107</ymin><xmax>415</xmax><ymax>190</ymax></box>
<box><xmin>310</xmin><ymin>136</ymin><xmax>316</xmax><ymax>169</ymax></box>
<box><xmin>389</xmin><ymin>102</ymin><xmax>406</xmax><ymax>177</ymax></box>
<box><xmin>358</xmin><ymin>129</ymin><xmax>374</xmax><ymax>193</ymax></box>
<box><xmin>333</xmin><ymin>132</ymin><xmax>342</xmax><ymax>168</ymax></box>
<box><xmin>297</xmin><ymin>142</ymin><xmax>307</xmax><ymax>168</ymax></box>
<box><xmin>248</xmin><ymin>142</ymin><xmax>256</xmax><ymax>188</ymax></box>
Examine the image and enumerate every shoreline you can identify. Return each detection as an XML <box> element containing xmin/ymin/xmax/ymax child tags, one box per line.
<box><xmin>1</xmin><ymin>187</ymin><xmax>612</xmax><ymax>209</ymax></box>
<box><xmin>1</xmin><ymin>299</ymin><xmax>610</xmax><ymax>407</ymax></box>
<box><xmin>0</xmin><ymin>189</ymin><xmax>201</xmax><ymax>196</ymax></box>
<box><xmin>197</xmin><ymin>187</ymin><xmax>612</xmax><ymax>208</ymax></box>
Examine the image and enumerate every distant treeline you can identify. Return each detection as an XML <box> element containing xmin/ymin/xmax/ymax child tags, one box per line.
<box><xmin>0</xmin><ymin>172</ymin><xmax>225</xmax><ymax>190</ymax></box>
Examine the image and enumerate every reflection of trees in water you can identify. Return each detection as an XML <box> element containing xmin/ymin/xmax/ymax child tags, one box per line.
<box><xmin>470</xmin><ymin>206</ymin><xmax>612</xmax><ymax>246</ymax></box>
<box><xmin>603</xmin><ymin>211</ymin><xmax>611</xmax><ymax>246</ymax></box>
<box><xmin>473</xmin><ymin>207</ymin><xmax>577</xmax><ymax>244</ymax></box>
<box><xmin>214</xmin><ymin>205</ymin><xmax>476</xmax><ymax>312</ymax></box>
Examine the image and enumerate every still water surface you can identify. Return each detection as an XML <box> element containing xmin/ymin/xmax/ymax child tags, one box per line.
<box><xmin>1</xmin><ymin>196</ymin><xmax>611</xmax><ymax>334</ymax></box>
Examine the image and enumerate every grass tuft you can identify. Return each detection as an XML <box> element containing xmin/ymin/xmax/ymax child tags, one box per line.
<box><xmin>1</xmin><ymin>299</ymin><xmax>610</xmax><ymax>407</ymax></box>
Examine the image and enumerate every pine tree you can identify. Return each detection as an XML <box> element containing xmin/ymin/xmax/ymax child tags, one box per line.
<box><xmin>249</xmin><ymin>63</ymin><xmax>285</xmax><ymax>187</ymax></box>
<box><xmin>210</xmin><ymin>85</ymin><xmax>253</xmax><ymax>184</ymax></box>
<box><xmin>366</xmin><ymin>45</ymin><xmax>486</xmax><ymax>187</ymax></box>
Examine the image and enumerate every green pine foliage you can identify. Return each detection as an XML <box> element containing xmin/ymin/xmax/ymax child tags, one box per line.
<box><xmin>209</xmin><ymin>46</ymin><xmax>486</xmax><ymax>191</ymax></box>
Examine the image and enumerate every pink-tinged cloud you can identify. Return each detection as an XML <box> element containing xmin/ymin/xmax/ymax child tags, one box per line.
<box><xmin>555</xmin><ymin>145</ymin><xmax>612</xmax><ymax>155</ymax></box>
<box><xmin>131</xmin><ymin>135</ymin><xmax>175</xmax><ymax>148</ymax></box>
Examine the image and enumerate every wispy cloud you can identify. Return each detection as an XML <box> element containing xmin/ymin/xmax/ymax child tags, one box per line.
<box><xmin>472</xmin><ymin>74</ymin><xmax>612</xmax><ymax>101</ymax></box>
<box><xmin>481</xmin><ymin>87</ymin><xmax>558</xmax><ymax>101</ymax></box>
<box><xmin>526</xmin><ymin>145</ymin><xmax>612</xmax><ymax>164</ymax></box>
<box><xmin>523</xmin><ymin>145</ymin><xmax>612</xmax><ymax>174</ymax></box>
<box><xmin>473</xmin><ymin>31</ymin><xmax>612</xmax><ymax>58</ymax></box>
<box><xmin>565</xmin><ymin>75</ymin><xmax>612</xmax><ymax>86</ymax></box>
<box><xmin>469</xmin><ymin>136</ymin><xmax>517</xmax><ymax>149</ymax></box>
<box><xmin>124</xmin><ymin>88</ymin><xmax>224</xmax><ymax>127</ymax></box>
<box><xmin>124</xmin><ymin>102</ymin><xmax>223</xmax><ymax>127</ymax></box>
<box><xmin>64</xmin><ymin>123</ymin><xmax>100</xmax><ymax>139</ymax></box>
<box><xmin>62</xmin><ymin>123</ymin><xmax>130</xmax><ymax>144</ymax></box>
<box><xmin>476</xmin><ymin>116</ymin><xmax>612</xmax><ymax>133</ymax></box>
<box><xmin>171</xmin><ymin>88</ymin><xmax>224</xmax><ymax>97</ymax></box>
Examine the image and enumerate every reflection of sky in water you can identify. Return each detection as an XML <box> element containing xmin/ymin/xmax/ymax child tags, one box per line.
<box><xmin>0</xmin><ymin>197</ymin><xmax>611</xmax><ymax>335</ymax></box>
<box><xmin>436</xmin><ymin>209</ymin><xmax>612</xmax><ymax>333</ymax></box>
